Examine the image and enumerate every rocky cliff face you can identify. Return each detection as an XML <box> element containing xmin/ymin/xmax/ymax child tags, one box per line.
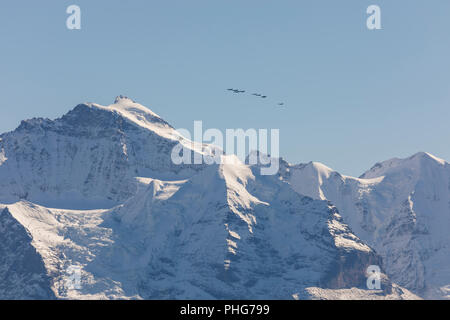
<box><xmin>0</xmin><ymin>208</ymin><xmax>55</xmax><ymax>299</ymax></box>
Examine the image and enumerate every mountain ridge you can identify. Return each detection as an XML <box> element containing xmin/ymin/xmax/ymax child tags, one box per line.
<box><xmin>285</xmin><ymin>151</ymin><xmax>450</xmax><ymax>299</ymax></box>
<box><xmin>0</xmin><ymin>96</ymin><xmax>445</xmax><ymax>299</ymax></box>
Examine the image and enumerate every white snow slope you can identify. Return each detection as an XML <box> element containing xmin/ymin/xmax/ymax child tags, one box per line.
<box><xmin>286</xmin><ymin>153</ymin><xmax>450</xmax><ymax>299</ymax></box>
<box><xmin>0</xmin><ymin>96</ymin><xmax>433</xmax><ymax>300</ymax></box>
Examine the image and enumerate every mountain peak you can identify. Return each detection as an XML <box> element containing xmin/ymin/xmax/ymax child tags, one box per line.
<box><xmin>114</xmin><ymin>95</ymin><xmax>135</xmax><ymax>104</ymax></box>
<box><xmin>361</xmin><ymin>152</ymin><xmax>447</xmax><ymax>179</ymax></box>
<box><xmin>105</xmin><ymin>96</ymin><xmax>168</xmax><ymax>126</ymax></box>
<box><xmin>409</xmin><ymin>152</ymin><xmax>446</xmax><ymax>165</ymax></box>
<box><xmin>308</xmin><ymin>161</ymin><xmax>335</xmax><ymax>176</ymax></box>
<box><xmin>65</xmin><ymin>97</ymin><xmax>177</xmax><ymax>140</ymax></box>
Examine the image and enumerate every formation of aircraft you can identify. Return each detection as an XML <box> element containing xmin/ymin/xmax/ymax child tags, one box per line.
<box><xmin>227</xmin><ymin>88</ymin><xmax>285</xmax><ymax>107</ymax></box>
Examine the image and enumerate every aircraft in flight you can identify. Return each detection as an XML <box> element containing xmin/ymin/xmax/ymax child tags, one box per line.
<box><xmin>227</xmin><ymin>88</ymin><xmax>245</xmax><ymax>93</ymax></box>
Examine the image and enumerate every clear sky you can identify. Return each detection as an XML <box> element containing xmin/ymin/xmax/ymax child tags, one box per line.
<box><xmin>1</xmin><ymin>0</ymin><xmax>449</xmax><ymax>176</ymax></box>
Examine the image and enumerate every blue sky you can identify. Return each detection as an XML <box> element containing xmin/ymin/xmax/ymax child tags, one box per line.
<box><xmin>0</xmin><ymin>0</ymin><xmax>449</xmax><ymax>176</ymax></box>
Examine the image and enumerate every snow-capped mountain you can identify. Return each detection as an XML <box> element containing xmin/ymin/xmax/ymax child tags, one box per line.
<box><xmin>286</xmin><ymin>152</ymin><xmax>450</xmax><ymax>299</ymax></box>
<box><xmin>0</xmin><ymin>96</ymin><xmax>209</xmax><ymax>209</ymax></box>
<box><xmin>0</xmin><ymin>96</ymin><xmax>436</xmax><ymax>299</ymax></box>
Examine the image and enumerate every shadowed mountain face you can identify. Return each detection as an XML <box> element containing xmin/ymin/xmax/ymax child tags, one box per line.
<box><xmin>0</xmin><ymin>96</ymin><xmax>436</xmax><ymax>299</ymax></box>
<box><xmin>0</xmin><ymin>208</ymin><xmax>55</xmax><ymax>299</ymax></box>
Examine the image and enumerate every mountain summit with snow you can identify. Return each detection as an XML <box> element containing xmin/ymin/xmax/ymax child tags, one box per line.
<box><xmin>286</xmin><ymin>151</ymin><xmax>450</xmax><ymax>299</ymax></box>
<box><xmin>0</xmin><ymin>97</ymin><xmax>446</xmax><ymax>299</ymax></box>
